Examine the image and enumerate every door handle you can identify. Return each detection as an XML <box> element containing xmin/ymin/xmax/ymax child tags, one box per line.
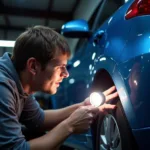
<box><xmin>93</xmin><ymin>30</ymin><xmax>104</xmax><ymax>46</ymax></box>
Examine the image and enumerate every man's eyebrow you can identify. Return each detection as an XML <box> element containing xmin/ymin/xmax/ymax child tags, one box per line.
<box><xmin>54</xmin><ymin>61</ymin><xmax>67</xmax><ymax>66</ymax></box>
<box><xmin>50</xmin><ymin>59</ymin><xmax>67</xmax><ymax>66</ymax></box>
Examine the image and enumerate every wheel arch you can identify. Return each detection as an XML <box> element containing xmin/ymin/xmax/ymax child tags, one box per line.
<box><xmin>90</xmin><ymin>69</ymin><xmax>138</xmax><ymax>150</ymax></box>
<box><xmin>91</xmin><ymin>69</ymin><xmax>114</xmax><ymax>93</ymax></box>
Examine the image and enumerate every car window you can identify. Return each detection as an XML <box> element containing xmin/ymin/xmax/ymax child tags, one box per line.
<box><xmin>92</xmin><ymin>0</ymin><xmax>125</xmax><ymax>31</ymax></box>
<box><xmin>75</xmin><ymin>39</ymin><xmax>87</xmax><ymax>53</ymax></box>
<box><xmin>88</xmin><ymin>0</ymin><xmax>103</xmax><ymax>29</ymax></box>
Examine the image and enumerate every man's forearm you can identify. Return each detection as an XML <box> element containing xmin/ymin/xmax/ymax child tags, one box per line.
<box><xmin>43</xmin><ymin>102</ymin><xmax>83</xmax><ymax>130</ymax></box>
<box><xmin>29</xmin><ymin>119</ymin><xmax>72</xmax><ymax>150</ymax></box>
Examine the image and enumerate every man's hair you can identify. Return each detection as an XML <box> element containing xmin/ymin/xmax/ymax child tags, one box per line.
<box><xmin>11</xmin><ymin>25</ymin><xmax>71</xmax><ymax>72</ymax></box>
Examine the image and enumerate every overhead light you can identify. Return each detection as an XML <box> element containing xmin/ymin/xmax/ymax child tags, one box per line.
<box><xmin>0</xmin><ymin>40</ymin><xmax>15</xmax><ymax>47</ymax></box>
<box><xmin>73</xmin><ymin>60</ymin><xmax>80</xmax><ymax>67</ymax></box>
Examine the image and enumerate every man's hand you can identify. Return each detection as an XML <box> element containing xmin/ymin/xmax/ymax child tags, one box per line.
<box><xmin>99</xmin><ymin>86</ymin><xmax>118</xmax><ymax>114</ymax></box>
<box><xmin>65</xmin><ymin>105</ymin><xmax>99</xmax><ymax>134</ymax></box>
<box><xmin>82</xmin><ymin>86</ymin><xmax>118</xmax><ymax>114</ymax></box>
<box><xmin>64</xmin><ymin>86</ymin><xmax>118</xmax><ymax>134</ymax></box>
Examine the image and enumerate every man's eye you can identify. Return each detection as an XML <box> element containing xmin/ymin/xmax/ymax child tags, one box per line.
<box><xmin>56</xmin><ymin>66</ymin><xmax>63</xmax><ymax>70</ymax></box>
<box><xmin>56</xmin><ymin>66</ymin><xmax>67</xmax><ymax>71</ymax></box>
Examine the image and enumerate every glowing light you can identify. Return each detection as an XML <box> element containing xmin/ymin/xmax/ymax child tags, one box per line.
<box><xmin>73</xmin><ymin>60</ymin><xmax>80</xmax><ymax>67</ymax></box>
<box><xmin>134</xmin><ymin>80</ymin><xmax>138</xmax><ymax>86</ymax></box>
<box><xmin>90</xmin><ymin>92</ymin><xmax>105</xmax><ymax>107</ymax></box>
<box><xmin>61</xmin><ymin>25</ymin><xmax>65</xmax><ymax>29</ymax></box>
<box><xmin>89</xmin><ymin>64</ymin><xmax>92</xmax><ymax>70</ymax></box>
<box><xmin>0</xmin><ymin>40</ymin><xmax>15</xmax><ymax>47</ymax></box>
<box><xmin>86</xmin><ymin>84</ymin><xmax>89</xmax><ymax>88</ymax></box>
<box><xmin>100</xmin><ymin>57</ymin><xmax>106</xmax><ymax>61</ymax></box>
<box><xmin>108</xmin><ymin>17</ymin><xmax>113</xmax><ymax>24</ymax></box>
<box><xmin>92</xmin><ymin>52</ymin><xmax>96</xmax><ymax>60</ymax></box>
<box><xmin>69</xmin><ymin>78</ymin><xmax>75</xmax><ymax>84</ymax></box>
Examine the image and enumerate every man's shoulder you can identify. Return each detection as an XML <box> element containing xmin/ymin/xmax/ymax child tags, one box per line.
<box><xmin>0</xmin><ymin>73</ymin><xmax>18</xmax><ymax>97</ymax></box>
<box><xmin>0</xmin><ymin>74</ymin><xmax>16</xmax><ymax>87</ymax></box>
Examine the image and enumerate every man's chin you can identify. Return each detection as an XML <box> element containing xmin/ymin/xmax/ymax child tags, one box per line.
<box><xmin>40</xmin><ymin>89</ymin><xmax>56</xmax><ymax>95</ymax></box>
<box><xmin>41</xmin><ymin>86</ymin><xmax>58</xmax><ymax>95</ymax></box>
<box><xmin>48</xmin><ymin>88</ymin><xmax>57</xmax><ymax>95</ymax></box>
<box><xmin>50</xmin><ymin>90</ymin><xmax>57</xmax><ymax>95</ymax></box>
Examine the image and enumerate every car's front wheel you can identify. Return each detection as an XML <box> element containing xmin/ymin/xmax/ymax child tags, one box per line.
<box><xmin>95</xmin><ymin>101</ymin><xmax>138</xmax><ymax>150</ymax></box>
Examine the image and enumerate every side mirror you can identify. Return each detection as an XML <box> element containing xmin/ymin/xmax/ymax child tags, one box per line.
<box><xmin>61</xmin><ymin>19</ymin><xmax>92</xmax><ymax>38</ymax></box>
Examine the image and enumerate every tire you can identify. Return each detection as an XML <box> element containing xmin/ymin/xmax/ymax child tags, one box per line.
<box><xmin>95</xmin><ymin>101</ymin><xmax>138</xmax><ymax>150</ymax></box>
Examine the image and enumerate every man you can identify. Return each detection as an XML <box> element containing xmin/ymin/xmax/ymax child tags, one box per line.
<box><xmin>0</xmin><ymin>26</ymin><xmax>118</xmax><ymax>150</ymax></box>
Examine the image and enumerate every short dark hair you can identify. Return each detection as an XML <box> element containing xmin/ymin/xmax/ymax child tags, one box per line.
<box><xmin>11</xmin><ymin>25</ymin><xmax>71</xmax><ymax>72</ymax></box>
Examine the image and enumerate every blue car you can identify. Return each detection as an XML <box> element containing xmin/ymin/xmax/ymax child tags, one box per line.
<box><xmin>53</xmin><ymin>0</ymin><xmax>150</xmax><ymax>149</ymax></box>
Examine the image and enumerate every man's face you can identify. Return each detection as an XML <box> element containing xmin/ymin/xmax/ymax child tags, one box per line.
<box><xmin>33</xmin><ymin>54</ymin><xmax>69</xmax><ymax>94</ymax></box>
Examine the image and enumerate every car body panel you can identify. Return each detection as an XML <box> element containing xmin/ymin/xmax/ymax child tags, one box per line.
<box><xmin>54</xmin><ymin>0</ymin><xmax>150</xmax><ymax>149</ymax></box>
<box><xmin>118</xmin><ymin>53</ymin><xmax>150</xmax><ymax>128</ymax></box>
<box><xmin>94</xmin><ymin>1</ymin><xmax>133</xmax><ymax>63</ymax></box>
<box><xmin>133</xmin><ymin>127</ymin><xmax>150</xmax><ymax>150</ymax></box>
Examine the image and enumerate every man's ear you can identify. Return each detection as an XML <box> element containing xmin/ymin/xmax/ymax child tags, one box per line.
<box><xmin>26</xmin><ymin>58</ymin><xmax>39</xmax><ymax>75</ymax></box>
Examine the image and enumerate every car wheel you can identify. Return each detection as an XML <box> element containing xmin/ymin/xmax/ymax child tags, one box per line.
<box><xmin>95</xmin><ymin>101</ymin><xmax>138</xmax><ymax>150</ymax></box>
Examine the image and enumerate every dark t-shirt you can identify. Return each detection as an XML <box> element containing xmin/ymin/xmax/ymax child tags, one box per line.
<box><xmin>0</xmin><ymin>53</ymin><xmax>44</xmax><ymax>149</ymax></box>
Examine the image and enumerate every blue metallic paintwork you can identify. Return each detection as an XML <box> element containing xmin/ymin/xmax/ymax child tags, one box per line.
<box><xmin>88</xmin><ymin>1</ymin><xmax>138</xmax><ymax>129</ymax></box>
<box><xmin>93</xmin><ymin>56</ymin><xmax>138</xmax><ymax>129</ymax></box>
<box><xmin>91</xmin><ymin>0</ymin><xmax>150</xmax><ymax>129</ymax></box>
<box><xmin>57</xmin><ymin>43</ymin><xmax>97</xmax><ymax>150</ymax></box>
<box><xmin>61</xmin><ymin>19</ymin><xmax>89</xmax><ymax>34</ymax></box>
<box><xmin>120</xmin><ymin>17</ymin><xmax>150</xmax><ymax>62</ymax></box>
<box><xmin>118</xmin><ymin>54</ymin><xmax>150</xmax><ymax>128</ymax></box>
<box><xmin>132</xmin><ymin>127</ymin><xmax>150</xmax><ymax>150</ymax></box>
<box><xmin>102</xmin><ymin>5</ymin><xmax>132</xmax><ymax>63</ymax></box>
<box><xmin>65</xmin><ymin>42</ymin><xmax>96</xmax><ymax>101</ymax></box>
<box><xmin>57</xmin><ymin>0</ymin><xmax>150</xmax><ymax>149</ymax></box>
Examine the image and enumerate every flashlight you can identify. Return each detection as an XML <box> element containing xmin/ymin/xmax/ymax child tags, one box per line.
<box><xmin>90</xmin><ymin>92</ymin><xmax>105</xmax><ymax>107</ymax></box>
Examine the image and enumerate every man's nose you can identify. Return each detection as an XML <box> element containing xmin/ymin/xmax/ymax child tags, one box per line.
<box><xmin>65</xmin><ymin>70</ymin><xmax>69</xmax><ymax>78</ymax></box>
<box><xmin>61</xmin><ymin>68</ymin><xmax>69</xmax><ymax>78</ymax></box>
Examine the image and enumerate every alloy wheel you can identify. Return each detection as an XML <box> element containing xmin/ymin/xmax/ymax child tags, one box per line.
<box><xmin>99</xmin><ymin>114</ymin><xmax>122</xmax><ymax>150</ymax></box>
